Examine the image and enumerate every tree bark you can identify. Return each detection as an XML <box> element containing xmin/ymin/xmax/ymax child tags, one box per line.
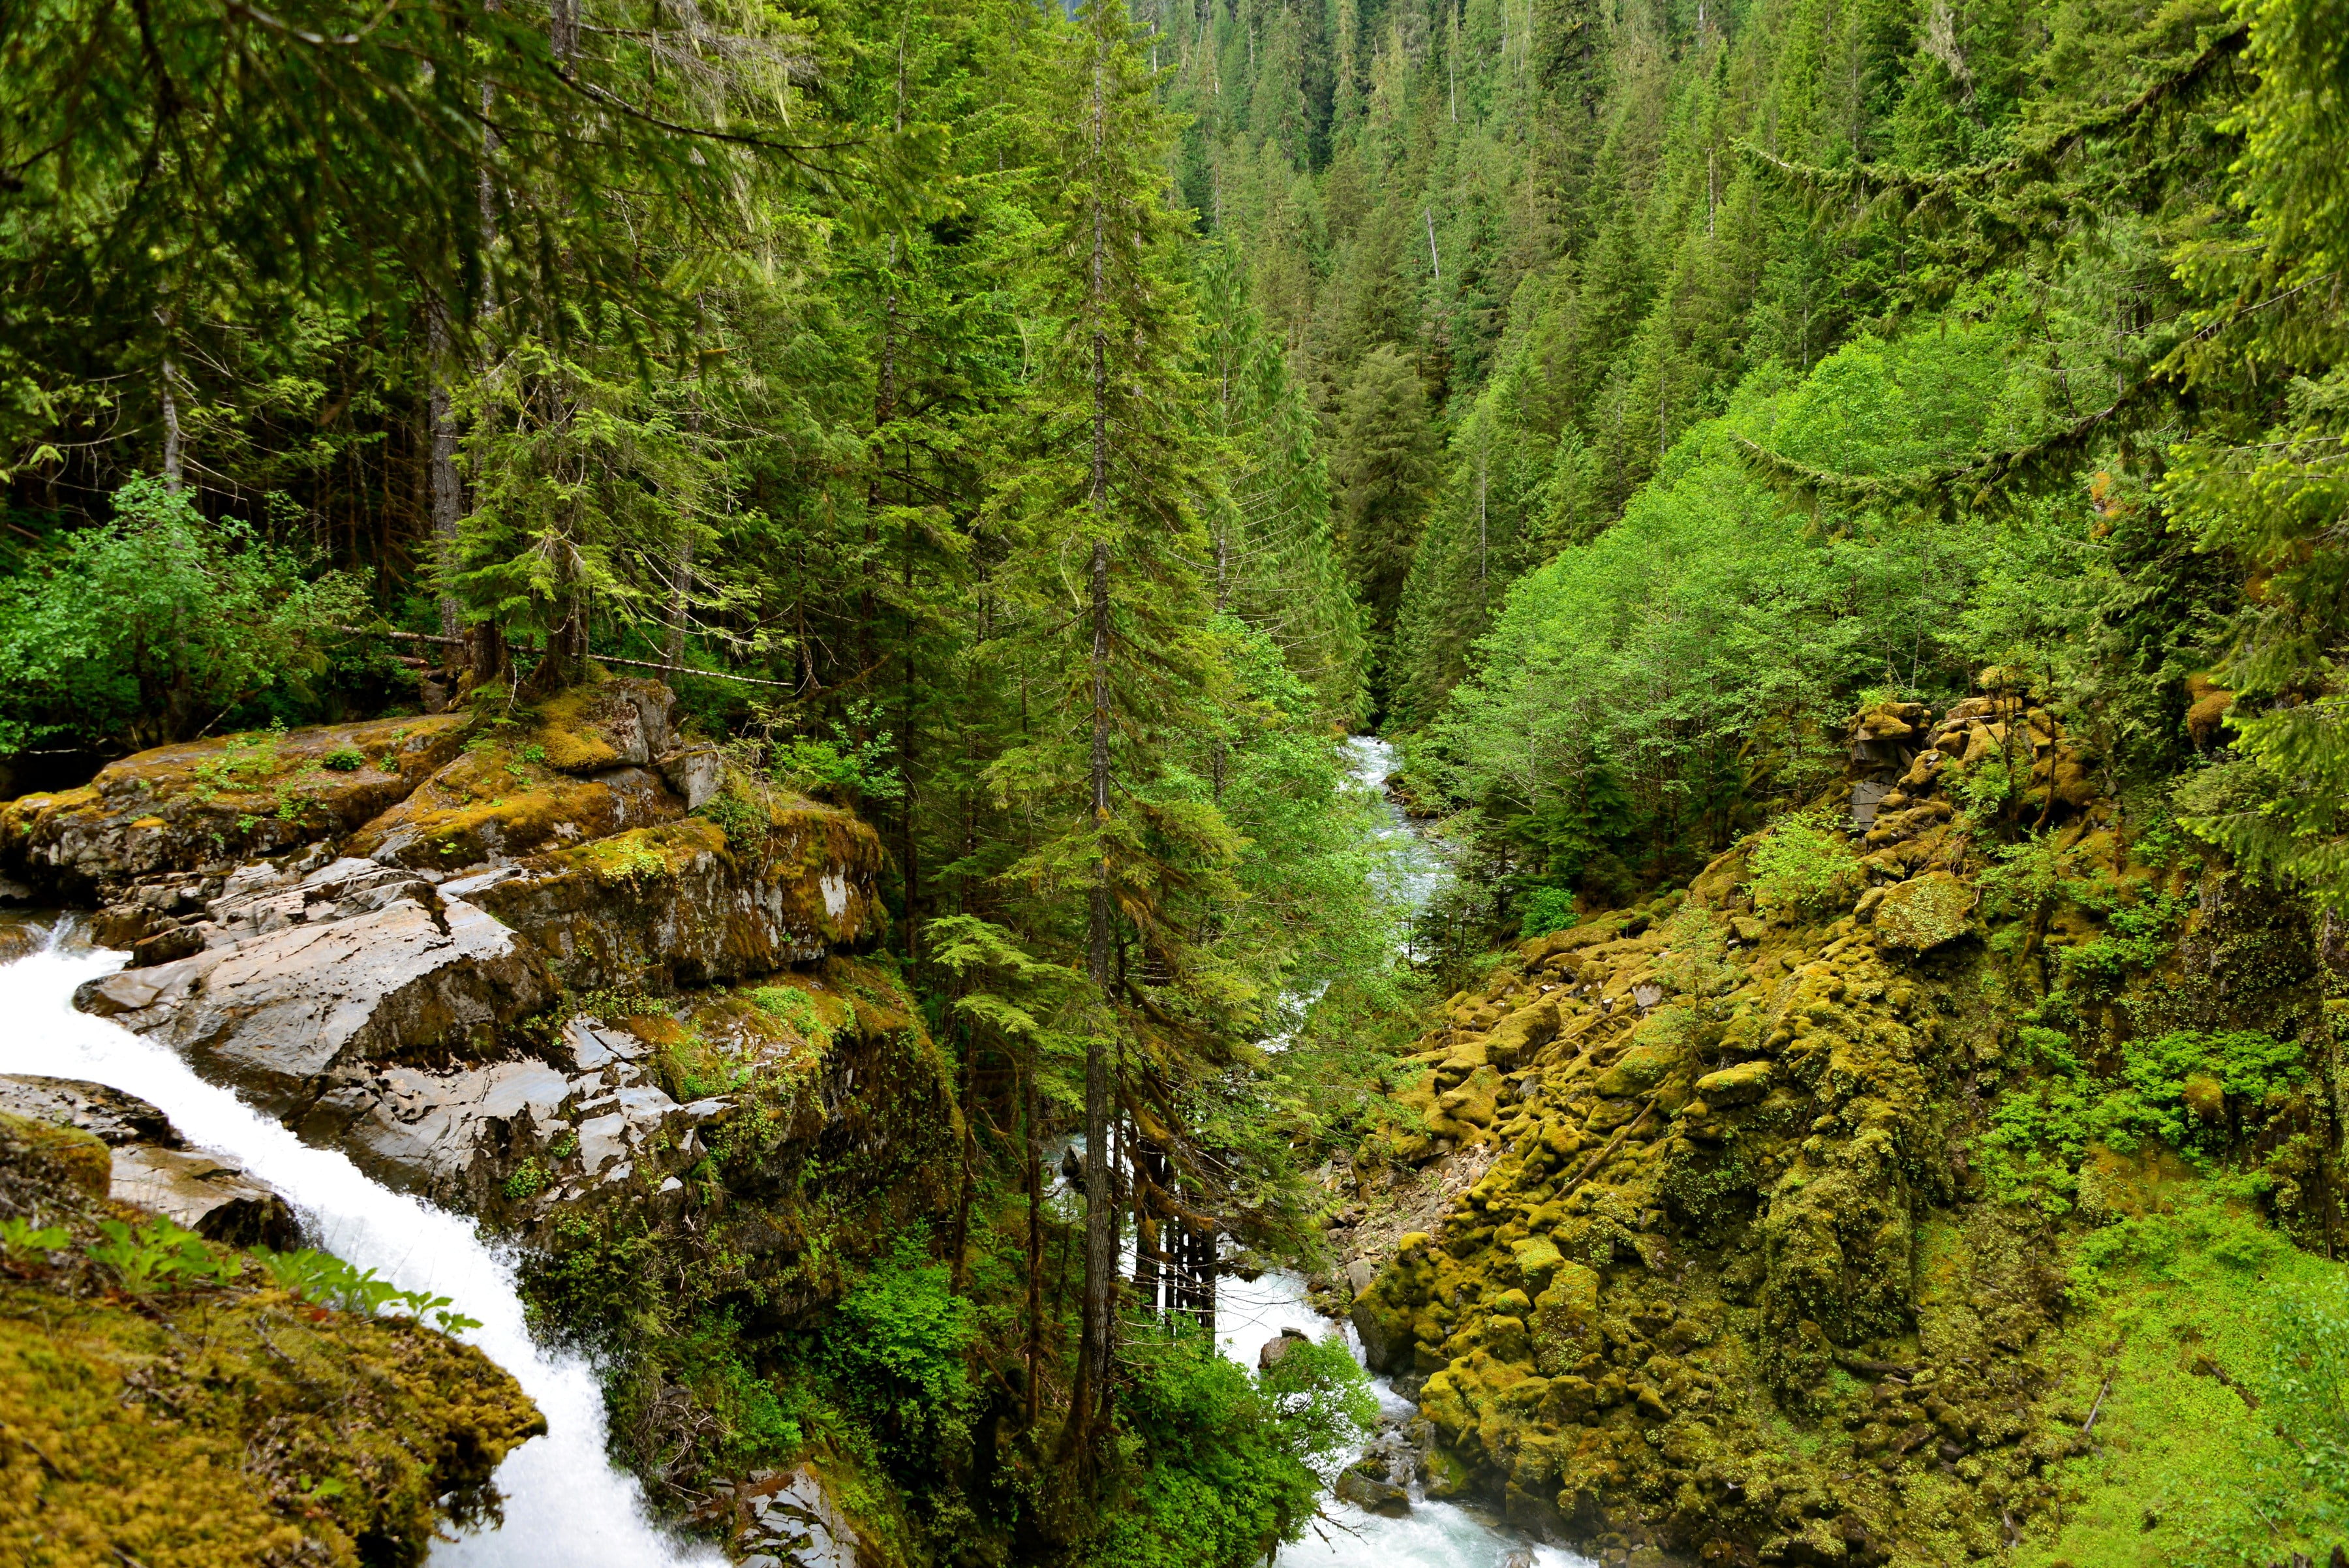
<box><xmin>427</xmin><ymin>305</ymin><xmax>465</xmax><ymax>655</ymax></box>
<box><xmin>1069</xmin><ymin>24</ymin><xmax>1116</xmax><ymax>1461</ymax></box>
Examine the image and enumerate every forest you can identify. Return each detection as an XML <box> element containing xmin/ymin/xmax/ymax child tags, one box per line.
<box><xmin>4</xmin><ymin>0</ymin><xmax>2349</xmax><ymax>1559</ymax></box>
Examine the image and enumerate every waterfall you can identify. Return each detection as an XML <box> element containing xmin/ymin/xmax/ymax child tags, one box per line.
<box><xmin>0</xmin><ymin>924</ymin><xmax>719</xmax><ymax>1567</ymax></box>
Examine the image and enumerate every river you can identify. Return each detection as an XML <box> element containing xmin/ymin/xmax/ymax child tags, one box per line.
<box><xmin>1196</xmin><ymin>740</ymin><xmax>1588</xmax><ymax>1568</ymax></box>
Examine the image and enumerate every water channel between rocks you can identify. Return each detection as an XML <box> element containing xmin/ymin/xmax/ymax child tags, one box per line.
<box><xmin>1195</xmin><ymin>741</ymin><xmax>1589</xmax><ymax>1568</ymax></box>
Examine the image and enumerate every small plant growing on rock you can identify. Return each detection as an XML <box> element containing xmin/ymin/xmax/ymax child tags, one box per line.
<box><xmin>0</xmin><ymin>1217</ymin><xmax>68</xmax><ymax>1262</ymax></box>
<box><xmin>86</xmin><ymin>1218</ymin><xmax>234</xmax><ymax>1292</ymax></box>
<box><xmin>503</xmin><ymin>1158</ymin><xmax>551</xmax><ymax>1202</ymax></box>
<box><xmin>321</xmin><ymin>746</ymin><xmax>367</xmax><ymax>771</ymax></box>
<box><xmin>253</xmin><ymin>1246</ymin><xmax>482</xmax><ymax>1333</ymax></box>
<box><xmin>750</xmin><ymin>985</ymin><xmax>835</xmax><ymax>1050</ymax></box>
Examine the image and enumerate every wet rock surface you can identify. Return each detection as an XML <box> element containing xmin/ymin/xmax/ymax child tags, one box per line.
<box><xmin>696</xmin><ymin>1464</ymin><xmax>861</xmax><ymax>1568</ymax></box>
<box><xmin>0</xmin><ymin>1073</ymin><xmax>296</xmax><ymax>1246</ymax></box>
<box><xmin>75</xmin><ymin>860</ymin><xmax>550</xmax><ymax>1115</ymax></box>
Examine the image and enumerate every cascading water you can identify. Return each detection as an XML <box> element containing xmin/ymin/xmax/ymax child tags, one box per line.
<box><xmin>0</xmin><ymin>923</ymin><xmax>719</xmax><ymax>1567</ymax></box>
<box><xmin>1200</xmin><ymin>740</ymin><xmax>1592</xmax><ymax>1568</ymax></box>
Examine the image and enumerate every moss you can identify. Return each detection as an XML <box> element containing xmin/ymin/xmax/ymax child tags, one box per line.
<box><xmin>0</xmin><ymin>1112</ymin><xmax>112</xmax><ymax>1206</ymax></box>
<box><xmin>1873</xmin><ymin>870</ymin><xmax>1976</xmax><ymax>950</ymax></box>
<box><xmin>0</xmin><ymin>1282</ymin><xmax>543</xmax><ymax>1567</ymax></box>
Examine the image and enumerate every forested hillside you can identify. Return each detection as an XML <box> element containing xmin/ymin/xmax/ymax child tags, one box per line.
<box><xmin>7</xmin><ymin>0</ymin><xmax>2349</xmax><ymax>1559</ymax></box>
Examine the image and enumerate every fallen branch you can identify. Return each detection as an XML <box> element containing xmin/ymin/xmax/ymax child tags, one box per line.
<box><xmin>332</xmin><ymin>626</ymin><xmax>799</xmax><ymax>689</ymax></box>
<box><xmin>2081</xmin><ymin>1374</ymin><xmax>2112</xmax><ymax>1437</ymax></box>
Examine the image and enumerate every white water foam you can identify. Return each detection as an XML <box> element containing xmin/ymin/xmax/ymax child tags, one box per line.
<box><xmin>0</xmin><ymin>924</ymin><xmax>718</xmax><ymax>1567</ymax></box>
<box><xmin>1218</xmin><ymin>1269</ymin><xmax>1592</xmax><ymax>1568</ymax></box>
<box><xmin>1212</xmin><ymin>746</ymin><xmax>1589</xmax><ymax>1568</ymax></box>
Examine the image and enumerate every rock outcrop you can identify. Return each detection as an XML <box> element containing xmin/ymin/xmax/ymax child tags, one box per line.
<box><xmin>0</xmin><ymin>713</ymin><xmax>471</xmax><ymax>902</ymax></box>
<box><xmin>75</xmin><ymin>857</ymin><xmax>551</xmax><ymax>1115</ymax></box>
<box><xmin>0</xmin><ymin>1074</ymin><xmax>297</xmax><ymax>1246</ymax></box>
<box><xmin>1337</xmin><ymin>682</ymin><xmax>2314</xmax><ymax>1567</ymax></box>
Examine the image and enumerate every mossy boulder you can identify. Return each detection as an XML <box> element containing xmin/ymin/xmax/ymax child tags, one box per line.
<box><xmin>347</xmin><ymin>748</ymin><xmax>682</xmax><ymax>871</ymax></box>
<box><xmin>1486</xmin><ymin>996</ymin><xmax>1561</xmax><ymax>1069</ymax></box>
<box><xmin>0</xmin><ymin>1283</ymin><xmax>542</xmax><ymax>1567</ymax></box>
<box><xmin>1593</xmin><ymin>1039</ymin><xmax>1682</xmax><ymax>1098</ymax></box>
<box><xmin>1693</xmin><ymin>1058</ymin><xmax>1772</xmax><ymax>1106</ymax></box>
<box><xmin>1</xmin><ymin>714</ymin><xmax>469</xmax><ymax>898</ymax></box>
<box><xmin>465</xmin><ymin>800</ymin><xmax>886</xmax><ymax>992</ymax></box>
<box><xmin>528</xmin><ymin>677</ymin><xmax>675</xmax><ymax>774</ymax></box>
<box><xmin>1871</xmin><ymin>870</ymin><xmax>1973</xmax><ymax>949</ymax></box>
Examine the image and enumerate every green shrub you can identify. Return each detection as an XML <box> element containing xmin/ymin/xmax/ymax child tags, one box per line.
<box><xmin>1517</xmin><ymin>885</ymin><xmax>1578</xmax><ymax>938</ymax></box>
<box><xmin>502</xmin><ymin>1158</ymin><xmax>550</xmax><ymax>1201</ymax></box>
<box><xmin>0</xmin><ymin>1217</ymin><xmax>69</xmax><ymax>1260</ymax></box>
<box><xmin>821</xmin><ymin>1233</ymin><xmax>975</xmax><ymax>1451</ymax></box>
<box><xmin>1744</xmin><ymin>808</ymin><xmax>1852</xmax><ymax>918</ymax></box>
<box><xmin>1090</xmin><ymin>1327</ymin><xmax>1372</xmax><ymax>1568</ymax></box>
<box><xmin>321</xmin><ymin>746</ymin><xmax>367</xmax><ymax>771</ymax></box>
<box><xmin>2260</xmin><ymin>1272</ymin><xmax>2349</xmax><ymax>1511</ymax></box>
<box><xmin>0</xmin><ymin>477</ymin><xmax>367</xmax><ymax>757</ymax></box>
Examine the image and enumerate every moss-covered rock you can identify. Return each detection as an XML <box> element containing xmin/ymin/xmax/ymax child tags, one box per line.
<box><xmin>1872</xmin><ymin>869</ymin><xmax>1972</xmax><ymax>950</ymax></box>
<box><xmin>463</xmin><ymin>797</ymin><xmax>885</xmax><ymax>992</ymax></box>
<box><xmin>0</xmin><ymin>713</ymin><xmax>470</xmax><ymax>899</ymax></box>
<box><xmin>0</xmin><ymin>1094</ymin><xmax>542</xmax><ymax>1568</ymax></box>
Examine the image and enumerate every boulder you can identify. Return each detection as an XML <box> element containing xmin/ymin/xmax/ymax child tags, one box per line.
<box><xmin>0</xmin><ymin>1075</ymin><xmax>296</xmax><ymax>1246</ymax></box>
<box><xmin>1259</xmin><ymin>1325</ymin><xmax>1310</xmax><ymax>1372</ymax></box>
<box><xmin>348</xmin><ymin>752</ymin><xmax>683</xmax><ymax>871</ymax></box>
<box><xmin>465</xmin><ymin>807</ymin><xmax>886</xmax><ymax>992</ymax></box>
<box><xmin>0</xmin><ymin>911</ymin><xmax>47</xmax><ymax>964</ymax></box>
<box><xmin>529</xmin><ymin>677</ymin><xmax>675</xmax><ymax>773</ymax></box>
<box><xmin>75</xmin><ymin>880</ymin><xmax>549</xmax><ymax>1115</ymax></box>
<box><xmin>660</xmin><ymin>745</ymin><xmax>726</xmax><ymax>810</ymax></box>
<box><xmin>0</xmin><ymin>714</ymin><xmax>469</xmax><ymax>898</ymax></box>
<box><xmin>1873</xmin><ymin>870</ymin><xmax>1973</xmax><ymax>951</ymax></box>
<box><xmin>1484</xmin><ymin>996</ymin><xmax>1559</xmax><ymax>1069</ymax></box>
<box><xmin>1693</xmin><ymin>1059</ymin><xmax>1772</xmax><ymax>1107</ymax></box>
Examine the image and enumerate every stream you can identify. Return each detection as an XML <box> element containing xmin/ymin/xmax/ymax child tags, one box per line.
<box><xmin>1195</xmin><ymin>741</ymin><xmax>1588</xmax><ymax>1568</ymax></box>
<box><xmin>0</xmin><ymin>924</ymin><xmax>715</xmax><ymax>1567</ymax></box>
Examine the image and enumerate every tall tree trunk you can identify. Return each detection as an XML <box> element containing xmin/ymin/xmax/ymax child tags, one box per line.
<box><xmin>427</xmin><ymin>305</ymin><xmax>465</xmax><ymax>654</ymax></box>
<box><xmin>1024</xmin><ymin>1050</ymin><xmax>1045</xmax><ymax>1429</ymax></box>
<box><xmin>1069</xmin><ymin>27</ymin><xmax>1116</xmax><ymax>1462</ymax></box>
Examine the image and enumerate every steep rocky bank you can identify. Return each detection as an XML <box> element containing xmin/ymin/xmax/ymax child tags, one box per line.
<box><xmin>0</xmin><ymin>670</ymin><xmax>958</xmax><ymax>1565</ymax></box>
<box><xmin>1</xmin><ymin>1090</ymin><xmax>543</xmax><ymax>1566</ymax></box>
<box><xmin>1335</xmin><ymin>686</ymin><xmax>2346</xmax><ymax>1567</ymax></box>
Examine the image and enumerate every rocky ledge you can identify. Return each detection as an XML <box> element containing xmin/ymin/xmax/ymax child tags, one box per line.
<box><xmin>0</xmin><ymin>674</ymin><xmax>947</xmax><ymax>1568</ymax></box>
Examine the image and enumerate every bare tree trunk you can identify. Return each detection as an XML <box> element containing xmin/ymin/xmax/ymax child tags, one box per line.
<box><xmin>160</xmin><ymin>356</ymin><xmax>184</xmax><ymax>494</ymax></box>
<box><xmin>158</xmin><ymin>306</ymin><xmax>184</xmax><ymax>494</ymax></box>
